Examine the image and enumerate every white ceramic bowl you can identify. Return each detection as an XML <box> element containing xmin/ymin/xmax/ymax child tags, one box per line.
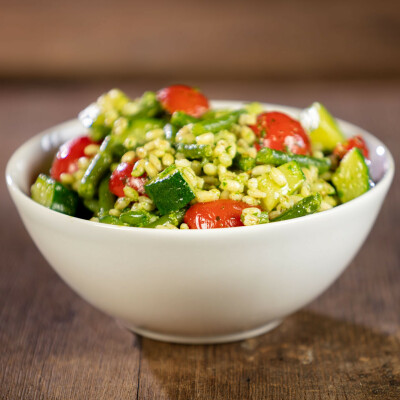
<box><xmin>6</xmin><ymin>101</ymin><xmax>394</xmax><ymax>344</ymax></box>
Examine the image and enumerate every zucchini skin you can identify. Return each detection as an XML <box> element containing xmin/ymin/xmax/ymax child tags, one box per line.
<box><xmin>144</xmin><ymin>208</ymin><xmax>186</xmax><ymax>228</ymax></box>
<box><xmin>256</xmin><ymin>147</ymin><xmax>331</xmax><ymax>173</ymax></box>
<box><xmin>271</xmin><ymin>193</ymin><xmax>322</xmax><ymax>222</ymax></box>
<box><xmin>145</xmin><ymin>165</ymin><xmax>196</xmax><ymax>215</ymax></box>
<box><xmin>332</xmin><ymin>148</ymin><xmax>370</xmax><ymax>203</ymax></box>
<box><xmin>31</xmin><ymin>174</ymin><xmax>78</xmax><ymax>216</ymax></box>
<box><xmin>50</xmin><ymin>181</ymin><xmax>79</xmax><ymax>216</ymax></box>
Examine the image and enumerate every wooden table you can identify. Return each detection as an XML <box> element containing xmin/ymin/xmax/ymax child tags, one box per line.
<box><xmin>1</xmin><ymin>80</ymin><xmax>399</xmax><ymax>399</ymax></box>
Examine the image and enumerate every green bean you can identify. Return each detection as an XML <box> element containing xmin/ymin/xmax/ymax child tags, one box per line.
<box><xmin>89</xmin><ymin>120</ymin><xmax>109</xmax><ymax>142</ymax></box>
<box><xmin>170</xmin><ymin>111</ymin><xmax>199</xmax><ymax>128</ymax></box>
<box><xmin>98</xmin><ymin>215</ymin><xmax>127</xmax><ymax>226</ymax></box>
<box><xmin>256</xmin><ymin>147</ymin><xmax>331</xmax><ymax>173</ymax></box>
<box><xmin>119</xmin><ymin>210</ymin><xmax>154</xmax><ymax>227</ymax></box>
<box><xmin>200</xmin><ymin>109</ymin><xmax>231</xmax><ymax>120</ymax></box>
<box><xmin>234</xmin><ymin>155</ymin><xmax>256</xmax><ymax>171</ymax></box>
<box><xmin>191</xmin><ymin>109</ymin><xmax>245</xmax><ymax>136</ymax></box>
<box><xmin>175</xmin><ymin>143</ymin><xmax>213</xmax><ymax>159</ymax></box>
<box><xmin>98</xmin><ymin>176</ymin><xmax>116</xmax><ymax>217</ymax></box>
<box><xmin>78</xmin><ymin>136</ymin><xmax>113</xmax><ymax>199</ymax></box>
<box><xmin>271</xmin><ymin>194</ymin><xmax>322</xmax><ymax>222</ymax></box>
<box><xmin>83</xmin><ymin>198</ymin><xmax>100</xmax><ymax>214</ymax></box>
<box><xmin>78</xmin><ymin>104</ymin><xmax>110</xmax><ymax>141</ymax></box>
<box><xmin>144</xmin><ymin>208</ymin><xmax>186</xmax><ymax>228</ymax></box>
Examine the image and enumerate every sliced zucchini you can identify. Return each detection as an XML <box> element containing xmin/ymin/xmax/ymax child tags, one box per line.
<box><xmin>144</xmin><ymin>164</ymin><xmax>196</xmax><ymax>214</ymax></box>
<box><xmin>31</xmin><ymin>174</ymin><xmax>78</xmax><ymax>216</ymax></box>
<box><xmin>332</xmin><ymin>148</ymin><xmax>370</xmax><ymax>203</ymax></box>
<box><xmin>258</xmin><ymin>161</ymin><xmax>306</xmax><ymax>211</ymax></box>
<box><xmin>301</xmin><ymin>102</ymin><xmax>345</xmax><ymax>151</ymax></box>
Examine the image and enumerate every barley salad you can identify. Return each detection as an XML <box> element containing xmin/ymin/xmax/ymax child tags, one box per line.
<box><xmin>31</xmin><ymin>85</ymin><xmax>372</xmax><ymax>229</ymax></box>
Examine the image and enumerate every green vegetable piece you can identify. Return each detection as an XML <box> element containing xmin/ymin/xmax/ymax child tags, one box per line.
<box><xmin>31</xmin><ymin>174</ymin><xmax>78</xmax><ymax>216</ymax></box>
<box><xmin>256</xmin><ymin>147</ymin><xmax>331</xmax><ymax>173</ymax></box>
<box><xmin>122</xmin><ymin>91</ymin><xmax>161</xmax><ymax>119</ymax></box>
<box><xmin>116</xmin><ymin>118</ymin><xmax>165</xmax><ymax>149</ymax></box>
<box><xmin>175</xmin><ymin>143</ymin><xmax>213</xmax><ymax>159</ymax></box>
<box><xmin>79</xmin><ymin>90</ymin><xmax>161</xmax><ymax>142</ymax></box>
<box><xmin>119</xmin><ymin>210</ymin><xmax>154</xmax><ymax>227</ymax></box>
<box><xmin>244</xmin><ymin>102</ymin><xmax>264</xmax><ymax>115</ymax></box>
<box><xmin>98</xmin><ymin>215</ymin><xmax>127</xmax><ymax>226</ymax></box>
<box><xmin>258</xmin><ymin>161</ymin><xmax>305</xmax><ymax>211</ymax></box>
<box><xmin>79</xmin><ymin>89</ymin><xmax>130</xmax><ymax>141</ymax></box>
<box><xmin>98</xmin><ymin>176</ymin><xmax>116</xmax><ymax>217</ymax></box>
<box><xmin>145</xmin><ymin>164</ymin><xmax>196</xmax><ymax>214</ymax></box>
<box><xmin>300</xmin><ymin>102</ymin><xmax>345</xmax><ymax>151</ymax></box>
<box><xmin>170</xmin><ymin>111</ymin><xmax>199</xmax><ymax>128</ymax></box>
<box><xmin>200</xmin><ymin>109</ymin><xmax>226</xmax><ymax>120</ymax></box>
<box><xmin>259</xmin><ymin>211</ymin><xmax>270</xmax><ymax>224</ymax></box>
<box><xmin>78</xmin><ymin>136</ymin><xmax>113</xmax><ymax>199</ymax></box>
<box><xmin>234</xmin><ymin>155</ymin><xmax>256</xmax><ymax>171</ymax></box>
<box><xmin>83</xmin><ymin>198</ymin><xmax>100</xmax><ymax>214</ymax></box>
<box><xmin>191</xmin><ymin>109</ymin><xmax>245</xmax><ymax>136</ymax></box>
<box><xmin>332</xmin><ymin>148</ymin><xmax>370</xmax><ymax>203</ymax></box>
<box><xmin>272</xmin><ymin>194</ymin><xmax>322</xmax><ymax>222</ymax></box>
<box><xmin>144</xmin><ymin>208</ymin><xmax>186</xmax><ymax>228</ymax></box>
<box><xmin>310</xmin><ymin>179</ymin><xmax>336</xmax><ymax>196</ymax></box>
<box><xmin>79</xmin><ymin>103</ymin><xmax>110</xmax><ymax>141</ymax></box>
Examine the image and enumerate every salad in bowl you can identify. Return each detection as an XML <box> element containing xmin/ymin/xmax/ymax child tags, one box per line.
<box><xmin>30</xmin><ymin>85</ymin><xmax>372</xmax><ymax>230</ymax></box>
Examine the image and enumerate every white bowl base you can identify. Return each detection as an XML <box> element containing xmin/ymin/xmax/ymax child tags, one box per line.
<box><xmin>118</xmin><ymin>319</ymin><xmax>282</xmax><ymax>344</ymax></box>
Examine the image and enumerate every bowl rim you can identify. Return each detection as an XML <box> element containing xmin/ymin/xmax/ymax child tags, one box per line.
<box><xmin>6</xmin><ymin>100</ymin><xmax>395</xmax><ymax>236</ymax></box>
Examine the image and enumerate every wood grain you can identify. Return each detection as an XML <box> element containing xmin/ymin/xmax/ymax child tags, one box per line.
<box><xmin>0</xmin><ymin>80</ymin><xmax>399</xmax><ymax>399</ymax></box>
<box><xmin>0</xmin><ymin>0</ymin><xmax>399</xmax><ymax>80</ymax></box>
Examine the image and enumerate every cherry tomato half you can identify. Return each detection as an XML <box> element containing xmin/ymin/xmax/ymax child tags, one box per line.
<box><xmin>184</xmin><ymin>199</ymin><xmax>254</xmax><ymax>229</ymax></box>
<box><xmin>156</xmin><ymin>84</ymin><xmax>209</xmax><ymax>118</ymax></box>
<box><xmin>109</xmin><ymin>161</ymin><xmax>147</xmax><ymax>198</ymax></box>
<box><xmin>50</xmin><ymin>135</ymin><xmax>98</xmax><ymax>181</ymax></box>
<box><xmin>250</xmin><ymin>112</ymin><xmax>311</xmax><ymax>155</ymax></box>
<box><xmin>333</xmin><ymin>135</ymin><xmax>369</xmax><ymax>160</ymax></box>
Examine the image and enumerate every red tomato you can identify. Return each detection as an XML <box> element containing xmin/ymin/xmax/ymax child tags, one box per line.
<box><xmin>333</xmin><ymin>135</ymin><xmax>369</xmax><ymax>159</ymax></box>
<box><xmin>50</xmin><ymin>136</ymin><xmax>98</xmax><ymax>181</ymax></box>
<box><xmin>109</xmin><ymin>161</ymin><xmax>147</xmax><ymax>198</ymax></box>
<box><xmin>156</xmin><ymin>84</ymin><xmax>209</xmax><ymax>118</ymax></box>
<box><xmin>250</xmin><ymin>112</ymin><xmax>311</xmax><ymax>155</ymax></box>
<box><xmin>184</xmin><ymin>199</ymin><xmax>254</xmax><ymax>229</ymax></box>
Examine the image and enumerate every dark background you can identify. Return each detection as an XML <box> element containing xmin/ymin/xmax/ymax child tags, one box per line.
<box><xmin>1</xmin><ymin>0</ymin><xmax>399</xmax><ymax>81</ymax></box>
